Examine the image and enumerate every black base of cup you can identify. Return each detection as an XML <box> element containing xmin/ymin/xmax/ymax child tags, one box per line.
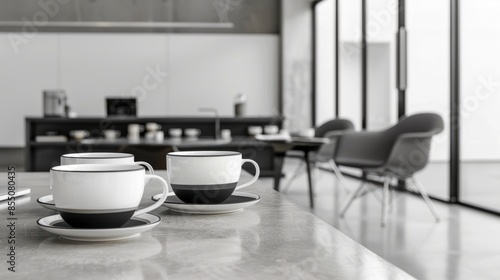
<box><xmin>59</xmin><ymin>210</ymin><xmax>135</xmax><ymax>229</ymax></box>
<box><xmin>171</xmin><ymin>183</ymin><xmax>237</xmax><ymax>204</ymax></box>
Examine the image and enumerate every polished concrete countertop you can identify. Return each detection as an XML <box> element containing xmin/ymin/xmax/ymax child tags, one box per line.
<box><xmin>0</xmin><ymin>172</ymin><xmax>415</xmax><ymax>279</ymax></box>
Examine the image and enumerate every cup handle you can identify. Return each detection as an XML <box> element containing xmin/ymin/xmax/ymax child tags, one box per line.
<box><xmin>136</xmin><ymin>161</ymin><xmax>154</xmax><ymax>174</ymax></box>
<box><xmin>133</xmin><ymin>174</ymin><xmax>169</xmax><ymax>217</ymax></box>
<box><xmin>235</xmin><ymin>159</ymin><xmax>260</xmax><ymax>191</ymax></box>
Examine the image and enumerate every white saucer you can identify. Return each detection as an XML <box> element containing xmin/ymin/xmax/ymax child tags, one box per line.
<box><xmin>37</xmin><ymin>213</ymin><xmax>161</xmax><ymax>242</ymax></box>
<box><xmin>152</xmin><ymin>191</ymin><xmax>260</xmax><ymax>214</ymax></box>
<box><xmin>37</xmin><ymin>195</ymin><xmax>57</xmax><ymax>211</ymax></box>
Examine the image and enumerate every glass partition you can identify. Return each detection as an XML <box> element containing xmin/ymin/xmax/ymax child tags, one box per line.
<box><xmin>366</xmin><ymin>0</ymin><xmax>398</xmax><ymax>130</ymax></box>
<box><xmin>460</xmin><ymin>0</ymin><xmax>500</xmax><ymax>211</ymax></box>
<box><xmin>314</xmin><ymin>0</ymin><xmax>336</xmax><ymax>126</ymax></box>
<box><xmin>338</xmin><ymin>0</ymin><xmax>363</xmax><ymax>130</ymax></box>
<box><xmin>405</xmin><ymin>0</ymin><xmax>450</xmax><ymax>200</ymax></box>
<box><xmin>313</xmin><ymin>0</ymin><xmax>500</xmax><ymax>214</ymax></box>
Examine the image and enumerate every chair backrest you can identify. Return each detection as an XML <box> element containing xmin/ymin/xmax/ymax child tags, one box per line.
<box><xmin>315</xmin><ymin>119</ymin><xmax>354</xmax><ymax>138</ymax></box>
<box><xmin>314</xmin><ymin>119</ymin><xmax>354</xmax><ymax>162</ymax></box>
<box><xmin>388</xmin><ymin>113</ymin><xmax>444</xmax><ymax>137</ymax></box>
<box><xmin>384</xmin><ymin>113</ymin><xmax>444</xmax><ymax>177</ymax></box>
<box><xmin>374</xmin><ymin>113</ymin><xmax>444</xmax><ymax>157</ymax></box>
<box><xmin>333</xmin><ymin>113</ymin><xmax>443</xmax><ymax>176</ymax></box>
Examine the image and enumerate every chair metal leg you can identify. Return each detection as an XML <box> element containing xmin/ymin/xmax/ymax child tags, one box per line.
<box><xmin>281</xmin><ymin>161</ymin><xmax>306</xmax><ymax>193</ymax></box>
<box><xmin>329</xmin><ymin>159</ymin><xmax>350</xmax><ymax>194</ymax></box>
<box><xmin>313</xmin><ymin>163</ymin><xmax>321</xmax><ymax>187</ymax></box>
<box><xmin>367</xmin><ymin>183</ymin><xmax>382</xmax><ymax>203</ymax></box>
<box><xmin>340</xmin><ymin>182</ymin><xmax>365</xmax><ymax>218</ymax></box>
<box><xmin>381</xmin><ymin>176</ymin><xmax>390</xmax><ymax>227</ymax></box>
<box><xmin>358</xmin><ymin>183</ymin><xmax>376</xmax><ymax>199</ymax></box>
<box><xmin>304</xmin><ymin>151</ymin><xmax>315</xmax><ymax>208</ymax></box>
<box><xmin>411</xmin><ymin>177</ymin><xmax>440</xmax><ymax>222</ymax></box>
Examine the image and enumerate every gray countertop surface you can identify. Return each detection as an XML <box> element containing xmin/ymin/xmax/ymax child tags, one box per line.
<box><xmin>0</xmin><ymin>171</ymin><xmax>415</xmax><ymax>279</ymax></box>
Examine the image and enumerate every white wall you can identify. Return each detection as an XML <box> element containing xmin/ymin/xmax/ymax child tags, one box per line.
<box><xmin>168</xmin><ymin>34</ymin><xmax>278</xmax><ymax>116</ymax></box>
<box><xmin>0</xmin><ymin>33</ymin><xmax>279</xmax><ymax>147</ymax></box>
<box><xmin>58</xmin><ymin>34</ymin><xmax>169</xmax><ymax>117</ymax></box>
<box><xmin>0</xmin><ymin>34</ymin><xmax>58</xmax><ymax>146</ymax></box>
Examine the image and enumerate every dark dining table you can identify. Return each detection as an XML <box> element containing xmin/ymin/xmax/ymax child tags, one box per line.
<box><xmin>0</xmin><ymin>171</ymin><xmax>415</xmax><ymax>279</ymax></box>
<box><xmin>256</xmin><ymin>136</ymin><xmax>329</xmax><ymax>208</ymax></box>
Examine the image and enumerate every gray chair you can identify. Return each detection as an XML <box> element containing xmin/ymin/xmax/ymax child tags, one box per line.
<box><xmin>335</xmin><ymin>113</ymin><xmax>443</xmax><ymax>226</ymax></box>
<box><xmin>315</xmin><ymin>119</ymin><xmax>355</xmax><ymax>138</ymax></box>
<box><xmin>283</xmin><ymin>119</ymin><xmax>354</xmax><ymax>193</ymax></box>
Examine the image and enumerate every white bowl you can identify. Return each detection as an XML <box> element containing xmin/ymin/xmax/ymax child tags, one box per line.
<box><xmin>248</xmin><ymin>126</ymin><xmax>263</xmax><ymax>136</ymax></box>
<box><xmin>169</xmin><ymin>128</ymin><xmax>182</xmax><ymax>138</ymax></box>
<box><xmin>184</xmin><ymin>128</ymin><xmax>200</xmax><ymax>138</ymax></box>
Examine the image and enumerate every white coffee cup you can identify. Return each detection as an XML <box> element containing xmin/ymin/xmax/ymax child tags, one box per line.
<box><xmin>51</xmin><ymin>164</ymin><xmax>169</xmax><ymax>228</ymax></box>
<box><xmin>128</xmin><ymin>124</ymin><xmax>144</xmax><ymax>138</ymax></box>
<box><xmin>167</xmin><ymin>151</ymin><xmax>260</xmax><ymax>204</ymax></box>
<box><xmin>155</xmin><ymin>131</ymin><xmax>164</xmax><ymax>142</ymax></box>
<box><xmin>61</xmin><ymin>152</ymin><xmax>154</xmax><ymax>175</ymax></box>
<box><xmin>221</xmin><ymin>129</ymin><xmax>231</xmax><ymax>140</ymax></box>
<box><xmin>103</xmin><ymin>130</ymin><xmax>121</xmax><ymax>140</ymax></box>
<box><xmin>146</xmin><ymin>123</ymin><xmax>162</xmax><ymax>132</ymax></box>
<box><xmin>145</xmin><ymin>131</ymin><xmax>156</xmax><ymax>140</ymax></box>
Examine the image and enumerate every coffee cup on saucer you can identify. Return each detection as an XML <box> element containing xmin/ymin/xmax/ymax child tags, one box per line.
<box><xmin>61</xmin><ymin>152</ymin><xmax>154</xmax><ymax>174</ymax></box>
<box><xmin>184</xmin><ymin>128</ymin><xmax>200</xmax><ymax>138</ymax></box>
<box><xmin>50</xmin><ymin>164</ymin><xmax>169</xmax><ymax>228</ymax></box>
<box><xmin>166</xmin><ymin>151</ymin><xmax>260</xmax><ymax>204</ymax></box>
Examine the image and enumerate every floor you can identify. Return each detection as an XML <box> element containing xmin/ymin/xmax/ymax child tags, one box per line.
<box><xmin>258</xmin><ymin>158</ymin><xmax>500</xmax><ymax>280</ymax></box>
<box><xmin>413</xmin><ymin>161</ymin><xmax>500</xmax><ymax>212</ymax></box>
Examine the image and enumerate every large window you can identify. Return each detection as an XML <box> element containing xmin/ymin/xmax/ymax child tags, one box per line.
<box><xmin>338</xmin><ymin>0</ymin><xmax>363</xmax><ymax>130</ymax></box>
<box><xmin>313</xmin><ymin>0</ymin><xmax>500</xmax><ymax>215</ymax></box>
<box><xmin>406</xmin><ymin>0</ymin><xmax>450</xmax><ymax>200</ymax></box>
<box><xmin>460</xmin><ymin>0</ymin><xmax>500</xmax><ymax>212</ymax></box>
<box><xmin>366</xmin><ymin>0</ymin><xmax>398</xmax><ymax>130</ymax></box>
<box><xmin>314</xmin><ymin>0</ymin><xmax>336</xmax><ymax>125</ymax></box>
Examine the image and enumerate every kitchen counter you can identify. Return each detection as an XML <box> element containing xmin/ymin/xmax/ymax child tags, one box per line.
<box><xmin>0</xmin><ymin>171</ymin><xmax>415</xmax><ymax>279</ymax></box>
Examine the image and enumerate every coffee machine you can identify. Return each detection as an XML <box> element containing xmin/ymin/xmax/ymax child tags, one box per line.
<box><xmin>43</xmin><ymin>90</ymin><xmax>67</xmax><ymax>118</ymax></box>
